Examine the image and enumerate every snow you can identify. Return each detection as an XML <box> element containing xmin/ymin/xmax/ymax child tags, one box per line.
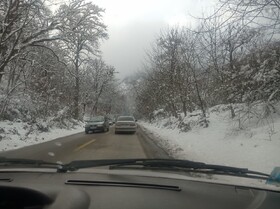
<box><xmin>140</xmin><ymin>104</ymin><xmax>280</xmax><ymax>174</ymax></box>
<box><xmin>0</xmin><ymin>120</ymin><xmax>84</xmax><ymax>152</ymax></box>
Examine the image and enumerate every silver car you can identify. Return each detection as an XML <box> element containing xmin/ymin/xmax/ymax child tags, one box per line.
<box><xmin>115</xmin><ymin>116</ymin><xmax>137</xmax><ymax>134</ymax></box>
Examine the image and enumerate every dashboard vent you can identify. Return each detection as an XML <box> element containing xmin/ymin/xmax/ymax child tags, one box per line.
<box><xmin>65</xmin><ymin>180</ymin><xmax>181</xmax><ymax>191</ymax></box>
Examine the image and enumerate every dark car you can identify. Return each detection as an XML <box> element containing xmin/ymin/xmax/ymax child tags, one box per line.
<box><xmin>85</xmin><ymin>116</ymin><xmax>109</xmax><ymax>134</ymax></box>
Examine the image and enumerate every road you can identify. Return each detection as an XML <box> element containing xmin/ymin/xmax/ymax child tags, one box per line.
<box><xmin>0</xmin><ymin>126</ymin><xmax>170</xmax><ymax>163</ymax></box>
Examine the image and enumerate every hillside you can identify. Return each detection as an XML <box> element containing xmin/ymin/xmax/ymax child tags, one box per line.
<box><xmin>140</xmin><ymin>103</ymin><xmax>280</xmax><ymax>173</ymax></box>
<box><xmin>0</xmin><ymin>118</ymin><xmax>84</xmax><ymax>152</ymax></box>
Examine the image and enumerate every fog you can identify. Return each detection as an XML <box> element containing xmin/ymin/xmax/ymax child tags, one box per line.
<box><xmin>93</xmin><ymin>0</ymin><xmax>217</xmax><ymax>78</ymax></box>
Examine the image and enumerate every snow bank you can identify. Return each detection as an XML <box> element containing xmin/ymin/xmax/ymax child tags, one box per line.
<box><xmin>0</xmin><ymin>120</ymin><xmax>84</xmax><ymax>152</ymax></box>
<box><xmin>140</xmin><ymin>104</ymin><xmax>280</xmax><ymax>173</ymax></box>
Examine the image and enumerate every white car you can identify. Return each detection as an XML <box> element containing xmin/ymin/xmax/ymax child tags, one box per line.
<box><xmin>115</xmin><ymin>116</ymin><xmax>137</xmax><ymax>134</ymax></box>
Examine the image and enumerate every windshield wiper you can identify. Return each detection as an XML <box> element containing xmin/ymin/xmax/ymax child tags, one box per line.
<box><xmin>0</xmin><ymin>158</ymin><xmax>273</xmax><ymax>181</ymax></box>
<box><xmin>0</xmin><ymin>157</ymin><xmax>64</xmax><ymax>171</ymax></box>
<box><xmin>62</xmin><ymin>158</ymin><xmax>270</xmax><ymax>180</ymax></box>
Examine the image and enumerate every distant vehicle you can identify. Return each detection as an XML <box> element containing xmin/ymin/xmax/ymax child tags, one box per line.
<box><xmin>85</xmin><ymin>116</ymin><xmax>109</xmax><ymax>134</ymax></box>
<box><xmin>115</xmin><ymin>116</ymin><xmax>137</xmax><ymax>134</ymax></box>
<box><xmin>108</xmin><ymin>119</ymin><xmax>114</xmax><ymax>126</ymax></box>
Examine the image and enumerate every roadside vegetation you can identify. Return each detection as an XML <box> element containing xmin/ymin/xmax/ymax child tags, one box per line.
<box><xmin>133</xmin><ymin>0</ymin><xmax>280</xmax><ymax>133</ymax></box>
<box><xmin>1</xmin><ymin>0</ymin><xmax>280</xmax><ymax>154</ymax></box>
<box><xmin>0</xmin><ymin>0</ymin><xmax>125</xmax><ymax>133</ymax></box>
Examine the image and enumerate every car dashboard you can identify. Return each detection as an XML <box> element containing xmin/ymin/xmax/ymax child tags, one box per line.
<box><xmin>0</xmin><ymin>170</ymin><xmax>279</xmax><ymax>209</ymax></box>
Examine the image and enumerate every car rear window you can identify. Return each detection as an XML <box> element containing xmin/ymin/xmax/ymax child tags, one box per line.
<box><xmin>117</xmin><ymin>117</ymin><xmax>135</xmax><ymax>121</ymax></box>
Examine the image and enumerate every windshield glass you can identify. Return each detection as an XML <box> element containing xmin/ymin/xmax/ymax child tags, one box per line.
<box><xmin>89</xmin><ymin>116</ymin><xmax>105</xmax><ymax>122</ymax></box>
<box><xmin>117</xmin><ymin>117</ymin><xmax>135</xmax><ymax>122</ymax></box>
<box><xmin>0</xmin><ymin>0</ymin><xmax>279</xmax><ymax>189</ymax></box>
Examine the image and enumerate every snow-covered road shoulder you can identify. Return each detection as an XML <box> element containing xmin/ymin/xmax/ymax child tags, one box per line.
<box><xmin>0</xmin><ymin>120</ymin><xmax>84</xmax><ymax>152</ymax></box>
<box><xmin>139</xmin><ymin>105</ymin><xmax>280</xmax><ymax>174</ymax></box>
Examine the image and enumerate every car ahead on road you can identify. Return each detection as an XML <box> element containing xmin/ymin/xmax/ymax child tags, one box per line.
<box><xmin>115</xmin><ymin>116</ymin><xmax>137</xmax><ymax>134</ymax></box>
<box><xmin>0</xmin><ymin>158</ymin><xmax>279</xmax><ymax>209</ymax></box>
<box><xmin>108</xmin><ymin>119</ymin><xmax>114</xmax><ymax>126</ymax></box>
<box><xmin>85</xmin><ymin>116</ymin><xmax>109</xmax><ymax>134</ymax></box>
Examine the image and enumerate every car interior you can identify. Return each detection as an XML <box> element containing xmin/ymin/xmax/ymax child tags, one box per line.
<box><xmin>0</xmin><ymin>170</ymin><xmax>280</xmax><ymax>209</ymax></box>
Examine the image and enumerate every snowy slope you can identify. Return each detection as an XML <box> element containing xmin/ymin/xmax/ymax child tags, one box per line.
<box><xmin>0</xmin><ymin>120</ymin><xmax>84</xmax><ymax>151</ymax></box>
<box><xmin>140</xmin><ymin>104</ymin><xmax>280</xmax><ymax>173</ymax></box>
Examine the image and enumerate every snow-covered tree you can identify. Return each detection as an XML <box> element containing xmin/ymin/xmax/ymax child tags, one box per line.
<box><xmin>56</xmin><ymin>0</ymin><xmax>108</xmax><ymax>119</ymax></box>
<box><xmin>0</xmin><ymin>0</ymin><xmax>62</xmax><ymax>82</ymax></box>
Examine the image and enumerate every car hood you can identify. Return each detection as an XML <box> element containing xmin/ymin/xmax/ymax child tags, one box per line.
<box><xmin>1</xmin><ymin>167</ymin><xmax>279</xmax><ymax>192</ymax></box>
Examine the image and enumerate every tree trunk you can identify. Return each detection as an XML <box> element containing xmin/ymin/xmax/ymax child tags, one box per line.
<box><xmin>0</xmin><ymin>63</ymin><xmax>5</xmax><ymax>83</ymax></box>
<box><xmin>73</xmin><ymin>56</ymin><xmax>80</xmax><ymax>119</ymax></box>
<box><xmin>170</xmin><ymin>102</ymin><xmax>178</xmax><ymax>118</ymax></box>
<box><xmin>181</xmin><ymin>97</ymin><xmax>187</xmax><ymax>117</ymax></box>
<box><xmin>191</xmin><ymin>67</ymin><xmax>208</xmax><ymax>127</ymax></box>
<box><xmin>74</xmin><ymin>76</ymin><xmax>79</xmax><ymax>119</ymax></box>
<box><xmin>82</xmin><ymin>103</ymin><xmax>86</xmax><ymax>116</ymax></box>
<box><xmin>229</xmin><ymin>104</ymin><xmax>235</xmax><ymax>118</ymax></box>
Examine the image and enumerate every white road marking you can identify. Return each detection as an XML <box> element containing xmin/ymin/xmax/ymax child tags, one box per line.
<box><xmin>48</xmin><ymin>152</ymin><xmax>55</xmax><ymax>157</ymax></box>
<box><xmin>55</xmin><ymin>142</ymin><xmax>62</xmax><ymax>146</ymax></box>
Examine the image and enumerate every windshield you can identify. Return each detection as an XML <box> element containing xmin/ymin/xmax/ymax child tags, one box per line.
<box><xmin>0</xmin><ymin>0</ymin><xmax>279</xmax><ymax>189</ymax></box>
<box><xmin>88</xmin><ymin>116</ymin><xmax>105</xmax><ymax>122</ymax></box>
<box><xmin>117</xmin><ymin>117</ymin><xmax>135</xmax><ymax>122</ymax></box>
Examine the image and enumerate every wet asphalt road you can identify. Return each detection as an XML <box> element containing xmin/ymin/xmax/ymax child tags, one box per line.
<box><xmin>0</xmin><ymin>126</ymin><xmax>170</xmax><ymax>163</ymax></box>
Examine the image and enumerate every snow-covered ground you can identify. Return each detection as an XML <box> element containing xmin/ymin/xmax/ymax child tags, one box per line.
<box><xmin>140</xmin><ymin>104</ymin><xmax>280</xmax><ymax>174</ymax></box>
<box><xmin>0</xmin><ymin>120</ymin><xmax>84</xmax><ymax>152</ymax></box>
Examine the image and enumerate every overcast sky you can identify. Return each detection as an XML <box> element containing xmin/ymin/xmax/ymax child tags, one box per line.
<box><xmin>93</xmin><ymin>0</ymin><xmax>217</xmax><ymax>78</ymax></box>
